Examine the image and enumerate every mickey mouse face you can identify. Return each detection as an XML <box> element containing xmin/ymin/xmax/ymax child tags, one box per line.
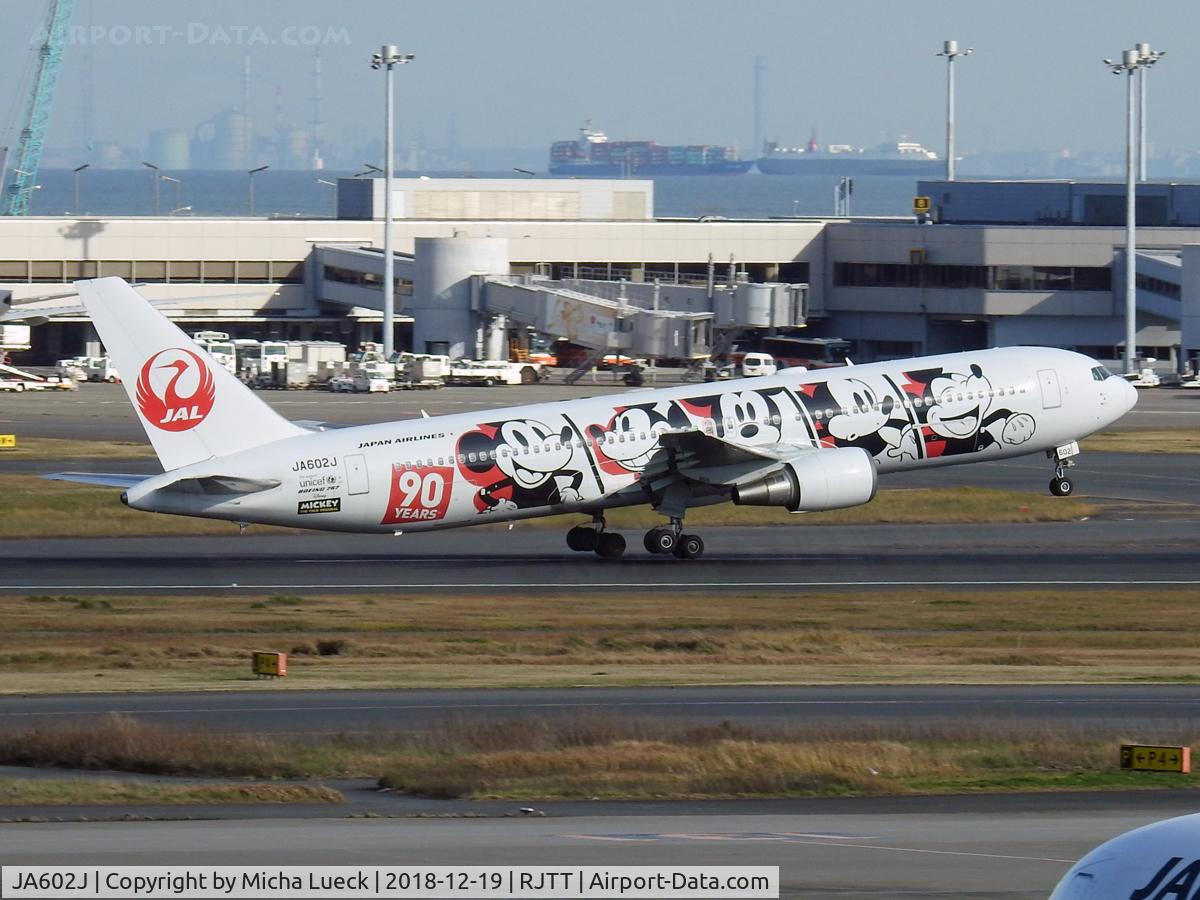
<box><xmin>926</xmin><ymin>365</ymin><xmax>991</xmax><ymax>439</ymax></box>
<box><xmin>601</xmin><ymin>408</ymin><xmax>663</xmax><ymax>469</ymax></box>
<box><xmin>825</xmin><ymin>378</ymin><xmax>894</xmax><ymax>441</ymax></box>
<box><xmin>718</xmin><ymin>391</ymin><xmax>780</xmax><ymax>444</ymax></box>
<box><xmin>494</xmin><ymin>420</ymin><xmax>575</xmax><ymax>488</ymax></box>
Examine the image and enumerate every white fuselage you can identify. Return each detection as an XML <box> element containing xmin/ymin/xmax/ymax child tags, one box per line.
<box><xmin>124</xmin><ymin>347</ymin><xmax>1136</xmax><ymax>533</ymax></box>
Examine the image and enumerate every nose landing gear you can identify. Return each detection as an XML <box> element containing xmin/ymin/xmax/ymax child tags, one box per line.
<box><xmin>1049</xmin><ymin>462</ymin><xmax>1075</xmax><ymax>497</ymax></box>
<box><xmin>1047</xmin><ymin>444</ymin><xmax>1079</xmax><ymax>497</ymax></box>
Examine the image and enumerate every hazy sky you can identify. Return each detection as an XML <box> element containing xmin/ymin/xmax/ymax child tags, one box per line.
<box><xmin>3</xmin><ymin>0</ymin><xmax>1198</xmax><ymax>157</ymax></box>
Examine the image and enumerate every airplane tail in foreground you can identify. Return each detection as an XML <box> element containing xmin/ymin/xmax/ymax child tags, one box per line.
<box><xmin>75</xmin><ymin>277</ymin><xmax>307</xmax><ymax>471</ymax></box>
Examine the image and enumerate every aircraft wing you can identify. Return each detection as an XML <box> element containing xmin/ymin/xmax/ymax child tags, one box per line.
<box><xmin>651</xmin><ymin>430</ymin><xmax>820</xmax><ymax>487</ymax></box>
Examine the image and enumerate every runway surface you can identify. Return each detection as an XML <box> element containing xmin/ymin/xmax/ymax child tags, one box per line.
<box><xmin>2</xmin><ymin>518</ymin><xmax>1197</xmax><ymax>593</ymax></box>
<box><xmin>4</xmin><ymin>685</ymin><xmax>1200</xmax><ymax>735</ymax></box>
<box><xmin>4</xmin><ymin>798</ymin><xmax>1196</xmax><ymax>899</ymax></box>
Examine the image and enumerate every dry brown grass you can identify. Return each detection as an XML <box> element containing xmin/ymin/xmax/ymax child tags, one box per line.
<box><xmin>1082</xmin><ymin>429</ymin><xmax>1200</xmax><ymax>454</ymax></box>
<box><xmin>2</xmin><ymin>712</ymin><xmax>1180</xmax><ymax>800</ymax></box>
<box><xmin>0</xmin><ymin>714</ymin><xmax>315</xmax><ymax>778</ymax></box>
<box><xmin>0</xmin><ymin>778</ymin><xmax>342</xmax><ymax>806</ymax></box>
<box><xmin>0</xmin><ymin>476</ymin><xmax>293</xmax><ymax>538</ymax></box>
<box><xmin>1</xmin><ymin>437</ymin><xmax>157</xmax><ymax>459</ymax></box>
<box><xmin>379</xmin><ymin>717</ymin><xmax>1200</xmax><ymax>799</ymax></box>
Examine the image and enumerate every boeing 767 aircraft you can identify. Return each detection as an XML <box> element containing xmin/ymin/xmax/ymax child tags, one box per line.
<box><xmin>52</xmin><ymin>278</ymin><xmax>1137</xmax><ymax>559</ymax></box>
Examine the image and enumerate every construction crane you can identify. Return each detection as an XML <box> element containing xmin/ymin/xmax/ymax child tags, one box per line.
<box><xmin>1</xmin><ymin>0</ymin><xmax>77</xmax><ymax>216</ymax></box>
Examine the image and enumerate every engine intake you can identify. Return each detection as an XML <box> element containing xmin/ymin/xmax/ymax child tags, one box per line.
<box><xmin>732</xmin><ymin>447</ymin><xmax>877</xmax><ymax>512</ymax></box>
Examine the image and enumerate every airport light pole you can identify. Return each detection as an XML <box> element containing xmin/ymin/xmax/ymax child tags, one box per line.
<box><xmin>316</xmin><ymin>178</ymin><xmax>338</xmax><ymax>217</ymax></box>
<box><xmin>159</xmin><ymin>175</ymin><xmax>181</xmax><ymax>211</ymax></box>
<box><xmin>72</xmin><ymin>163</ymin><xmax>89</xmax><ymax>214</ymax></box>
<box><xmin>12</xmin><ymin>169</ymin><xmax>40</xmax><ymax>211</ymax></box>
<box><xmin>247</xmin><ymin>165</ymin><xmax>269</xmax><ymax>216</ymax></box>
<box><xmin>1135</xmin><ymin>43</ymin><xmax>1164</xmax><ymax>182</ymax></box>
<box><xmin>1106</xmin><ymin>49</ymin><xmax>1145</xmax><ymax>374</ymax></box>
<box><xmin>142</xmin><ymin>161</ymin><xmax>160</xmax><ymax>215</ymax></box>
<box><xmin>371</xmin><ymin>45</ymin><xmax>414</xmax><ymax>360</ymax></box>
<box><xmin>936</xmin><ymin>40</ymin><xmax>972</xmax><ymax>181</ymax></box>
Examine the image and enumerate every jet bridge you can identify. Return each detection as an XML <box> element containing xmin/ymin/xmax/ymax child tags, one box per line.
<box><xmin>312</xmin><ymin>236</ymin><xmax>810</xmax><ymax>370</ymax></box>
<box><xmin>482</xmin><ymin>275</ymin><xmax>713</xmax><ymax>361</ymax></box>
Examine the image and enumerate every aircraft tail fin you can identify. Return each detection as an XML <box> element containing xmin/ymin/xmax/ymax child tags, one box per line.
<box><xmin>75</xmin><ymin>277</ymin><xmax>307</xmax><ymax>471</ymax></box>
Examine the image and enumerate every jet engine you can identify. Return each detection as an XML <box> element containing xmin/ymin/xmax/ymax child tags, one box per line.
<box><xmin>731</xmin><ymin>447</ymin><xmax>877</xmax><ymax>512</ymax></box>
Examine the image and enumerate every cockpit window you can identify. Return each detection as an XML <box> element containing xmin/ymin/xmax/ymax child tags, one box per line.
<box><xmin>1091</xmin><ymin>365</ymin><xmax>1115</xmax><ymax>381</ymax></box>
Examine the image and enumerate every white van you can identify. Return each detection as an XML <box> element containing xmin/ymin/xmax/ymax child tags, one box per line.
<box><xmin>741</xmin><ymin>352</ymin><xmax>778</xmax><ymax>377</ymax></box>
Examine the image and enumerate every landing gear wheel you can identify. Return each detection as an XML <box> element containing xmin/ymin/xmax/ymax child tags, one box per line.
<box><xmin>595</xmin><ymin>532</ymin><xmax>626</xmax><ymax>559</ymax></box>
<box><xmin>644</xmin><ymin>526</ymin><xmax>678</xmax><ymax>555</ymax></box>
<box><xmin>1049</xmin><ymin>477</ymin><xmax>1073</xmax><ymax>497</ymax></box>
<box><xmin>673</xmin><ymin>534</ymin><xmax>704</xmax><ymax>559</ymax></box>
<box><xmin>566</xmin><ymin>525</ymin><xmax>598</xmax><ymax>552</ymax></box>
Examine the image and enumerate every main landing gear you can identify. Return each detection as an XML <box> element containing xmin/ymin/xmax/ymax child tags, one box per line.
<box><xmin>565</xmin><ymin>516</ymin><xmax>705</xmax><ymax>559</ymax></box>
<box><xmin>566</xmin><ymin>515</ymin><xmax>626</xmax><ymax>559</ymax></box>
<box><xmin>642</xmin><ymin>518</ymin><xmax>705</xmax><ymax>559</ymax></box>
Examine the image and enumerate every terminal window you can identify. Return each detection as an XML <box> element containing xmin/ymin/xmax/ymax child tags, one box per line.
<box><xmin>834</xmin><ymin>262</ymin><xmax>1110</xmax><ymax>292</ymax></box>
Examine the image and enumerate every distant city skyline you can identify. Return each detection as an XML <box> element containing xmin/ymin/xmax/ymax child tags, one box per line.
<box><xmin>3</xmin><ymin>0</ymin><xmax>1198</xmax><ymax>168</ymax></box>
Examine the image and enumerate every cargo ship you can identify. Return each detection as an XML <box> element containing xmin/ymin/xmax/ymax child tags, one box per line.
<box><xmin>756</xmin><ymin>134</ymin><xmax>942</xmax><ymax>175</ymax></box>
<box><xmin>549</xmin><ymin>122</ymin><xmax>752</xmax><ymax>176</ymax></box>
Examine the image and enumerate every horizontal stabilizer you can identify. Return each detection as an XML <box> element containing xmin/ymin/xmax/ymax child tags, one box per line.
<box><xmin>43</xmin><ymin>472</ymin><xmax>148</xmax><ymax>489</ymax></box>
<box><xmin>160</xmin><ymin>475</ymin><xmax>281</xmax><ymax>495</ymax></box>
<box><xmin>291</xmin><ymin>419</ymin><xmax>355</xmax><ymax>432</ymax></box>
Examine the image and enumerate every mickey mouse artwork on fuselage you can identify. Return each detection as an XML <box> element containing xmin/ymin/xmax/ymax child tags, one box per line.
<box><xmin>586</xmin><ymin>400</ymin><xmax>691</xmax><ymax>476</ymax></box>
<box><xmin>454</xmin><ymin>360</ymin><xmax>1039</xmax><ymax>518</ymax></box>
<box><xmin>795</xmin><ymin>362</ymin><xmax>1036</xmax><ymax>464</ymax></box>
<box><xmin>457</xmin><ymin>418</ymin><xmax>586</xmax><ymax>513</ymax></box>
<box><xmin>899</xmin><ymin>363</ymin><xmax>1036</xmax><ymax>459</ymax></box>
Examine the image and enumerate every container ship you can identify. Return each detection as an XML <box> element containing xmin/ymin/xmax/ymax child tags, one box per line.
<box><xmin>549</xmin><ymin>123</ymin><xmax>752</xmax><ymax>176</ymax></box>
<box><xmin>756</xmin><ymin>134</ymin><xmax>942</xmax><ymax>175</ymax></box>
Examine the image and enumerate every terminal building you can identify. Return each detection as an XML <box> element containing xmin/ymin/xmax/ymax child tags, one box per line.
<box><xmin>2</xmin><ymin>177</ymin><xmax>1198</xmax><ymax>372</ymax></box>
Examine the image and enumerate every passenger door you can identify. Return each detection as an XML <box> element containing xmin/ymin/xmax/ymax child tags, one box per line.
<box><xmin>343</xmin><ymin>454</ymin><xmax>370</xmax><ymax>495</ymax></box>
<box><xmin>1038</xmin><ymin>369</ymin><xmax>1062</xmax><ymax>409</ymax></box>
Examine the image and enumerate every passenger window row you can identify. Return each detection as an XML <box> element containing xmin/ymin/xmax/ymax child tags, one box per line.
<box><xmin>392</xmin><ymin>381</ymin><xmax>1036</xmax><ymax>470</ymax></box>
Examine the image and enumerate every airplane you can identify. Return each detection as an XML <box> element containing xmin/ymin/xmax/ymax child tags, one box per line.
<box><xmin>1049</xmin><ymin>811</ymin><xmax>1200</xmax><ymax>899</ymax></box>
<box><xmin>50</xmin><ymin>277</ymin><xmax>1138</xmax><ymax>560</ymax></box>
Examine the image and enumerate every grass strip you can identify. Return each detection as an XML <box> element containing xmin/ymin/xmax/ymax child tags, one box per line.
<box><xmin>1</xmin><ymin>715</ymin><xmax>1195</xmax><ymax>801</ymax></box>
<box><xmin>0</xmin><ymin>778</ymin><xmax>342</xmax><ymax>806</ymax></box>
<box><xmin>0</xmin><ymin>475</ymin><xmax>1096</xmax><ymax>539</ymax></box>
<box><xmin>4</xmin><ymin>587</ymin><xmax>1200</xmax><ymax>693</ymax></box>
<box><xmin>1082</xmin><ymin>429</ymin><xmax>1200</xmax><ymax>454</ymax></box>
<box><xmin>0</xmin><ymin>437</ymin><xmax>157</xmax><ymax>459</ymax></box>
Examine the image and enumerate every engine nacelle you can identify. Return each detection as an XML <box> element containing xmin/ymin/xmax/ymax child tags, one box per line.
<box><xmin>731</xmin><ymin>447</ymin><xmax>877</xmax><ymax>512</ymax></box>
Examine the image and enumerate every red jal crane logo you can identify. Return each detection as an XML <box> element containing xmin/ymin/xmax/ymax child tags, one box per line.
<box><xmin>135</xmin><ymin>349</ymin><xmax>216</xmax><ymax>431</ymax></box>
